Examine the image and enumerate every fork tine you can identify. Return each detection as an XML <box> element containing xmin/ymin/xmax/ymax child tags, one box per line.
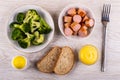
<box><xmin>104</xmin><ymin>4</ymin><xmax>108</xmax><ymax>19</ymax></box>
<box><xmin>106</xmin><ymin>4</ymin><xmax>111</xmax><ymax>21</ymax></box>
<box><xmin>102</xmin><ymin>4</ymin><xmax>111</xmax><ymax>21</ymax></box>
<box><xmin>102</xmin><ymin>4</ymin><xmax>105</xmax><ymax>19</ymax></box>
<box><xmin>108</xmin><ymin>4</ymin><xmax>111</xmax><ymax>18</ymax></box>
<box><xmin>102</xmin><ymin>4</ymin><xmax>107</xmax><ymax>20</ymax></box>
<box><xmin>108</xmin><ymin>4</ymin><xmax>111</xmax><ymax>14</ymax></box>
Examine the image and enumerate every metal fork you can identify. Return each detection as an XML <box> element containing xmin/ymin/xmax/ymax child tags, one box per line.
<box><xmin>101</xmin><ymin>4</ymin><xmax>111</xmax><ymax>72</ymax></box>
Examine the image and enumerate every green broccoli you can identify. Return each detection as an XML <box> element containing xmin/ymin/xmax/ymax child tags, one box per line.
<box><xmin>18</xmin><ymin>33</ymin><xmax>35</xmax><ymax>48</ymax></box>
<box><xmin>10</xmin><ymin>22</ymin><xmax>19</xmax><ymax>28</ymax></box>
<box><xmin>32</xmin><ymin>14</ymin><xmax>40</xmax><ymax>21</ymax></box>
<box><xmin>32</xmin><ymin>31</ymin><xmax>44</xmax><ymax>45</ymax></box>
<box><xmin>23</xmin><ymin>9</ymin><xmax>38</xmax><ymax>23</ymax></box>
<box><xmin>10</xmin><ymin>22</ymin><xmax>31</xmax><ymax>33</ymax></box>
<box><xmin>30</xmin><ymin>20</ymin><xmax>41</xmax><ymax>33</ymax></box>
<box><xmin>11</xmin><ymin>28</ymin><xmax>26</xmax><ymax>40</ymax></box>
<box><xmin>17</xmin><ymin>13</ymin><xmax>25</xmax><ymax>23</ymax></box>
<box><xmin>38</xmin><ymin>17</ymin><xmax>52</xmax><ymax>34</ymax></box>
<box><xmin>30</xmin><ymin>15</ymin><xmax>41</xmax><ymax>33</ymax></box>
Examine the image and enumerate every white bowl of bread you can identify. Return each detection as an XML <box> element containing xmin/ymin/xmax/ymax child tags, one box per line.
<box><xmin>37</xmin><ymin>46</ymin><xmax>75</xmax><ymax>75</ymax></box>
<box><xmin>58</xmin><ymin>4</ymin><xmax>95</xmax><ymax>40</ymax></box>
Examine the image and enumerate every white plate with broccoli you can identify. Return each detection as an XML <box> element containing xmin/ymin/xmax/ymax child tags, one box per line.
<box><xmin>7</xmin><ymin>5</ymin><xmax>54</xmax><ymax>53</ymax></box>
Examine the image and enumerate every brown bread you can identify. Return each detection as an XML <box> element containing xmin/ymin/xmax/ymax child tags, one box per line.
<box><xmin>37</xmin><ymin>46</ymin><xmax>61</xmax><ymax>73</ymax></box>
<box><xmin>54</xmin><ymin>46</ymin><xmax>75</xmax><ymax>75</ymax></box>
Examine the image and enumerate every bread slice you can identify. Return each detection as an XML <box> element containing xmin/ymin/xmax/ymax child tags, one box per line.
<box><xmin>37</xmin><ymin>46</ymin><xmax>61</xmax><ymax>73</ymax></box>
<box><xmin>54</xmin><ymin>46</ymin><xmax>75</xmax><ymax>75</ymax></box>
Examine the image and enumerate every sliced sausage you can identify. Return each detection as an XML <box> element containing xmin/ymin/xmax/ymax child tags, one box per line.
<box><xmin>77</xmin><ymin>8</ymin><xmax>86</xmax><ymax>17</ymax></box>
<box><xmin>78</xmin><ymin>28</ymin><xmax>88</xmax><ymax>37</ymax></box>
<box><xmin>67</xmin><ymin>8</ymin><xmax>76</xmax><ymax>16</ymax></box>
<box><xmin>64</xmin><ymin>23</ymin><xmax>71</xmax><ymax>28</ymax></box>
<box><xmin>82</xmin><ymin>15</ymin><xmax>89</xmax><ymax>22</ymax></box>
<box><xmin>64</xmin><ymin>27</ymin><xmax>73</xmax><ymax>36</ymax></box>
<box><xmin>64</xmin><ymin>16</ymin><xmax>72</xmax><ymax>23</ymax></box>
<box><xmin>85</xmin><ymin>19</ymin><xmax>94</xmax><ymax>27</ymax></box>
<box><xmin>71</xmin><ymin>22</ymin><xmax>81</xmax><ymax>32</ymax></box>
<box><xmin>78</xmin><ymin>24</ymin><xmax>88</xmax><ymax>37</ymax></box>
<box><xmin>81</xmin><ymin>23</ymin><xmax>88</xmax><ymax>30</ymax></box>
<box><xmin>73</xmin><ymin>15</ymin><xmax>82</xmax><ymax>23</ymax></box>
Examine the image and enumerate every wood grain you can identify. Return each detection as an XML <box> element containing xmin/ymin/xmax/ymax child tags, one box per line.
<box><xmin>0</xmin><ymin>0</ymin><xmax>120</xmax><ymax>80</ymax></box>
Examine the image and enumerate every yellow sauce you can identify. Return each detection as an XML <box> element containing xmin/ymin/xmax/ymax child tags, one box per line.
<box><xmin>79</xmin><ymin>45</ymin><xmax>98</xmax><ymax>65</ymax></box>
<box><xmin>12</xmin><ymin>56</ymin><xmax>26</xmax><ymax>69</ymax></box>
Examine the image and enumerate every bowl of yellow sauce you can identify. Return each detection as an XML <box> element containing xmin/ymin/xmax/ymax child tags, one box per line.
<box><xmin>79</xmin><ymin>44</ymin><xmax>98</xmax><ymax>65</ymax></box>
<box><xmin>11</xmin><ymin>55</ymin><xmax>28</xmax><ymax>70</ymax></box>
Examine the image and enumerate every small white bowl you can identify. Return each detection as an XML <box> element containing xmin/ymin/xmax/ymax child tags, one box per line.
<box><xmin>58</xmin><ymin>4</ymin><xmax>95</xmax><ymax>40</ymax></box>
<box><xmin>11</xmin><ymin>55</ymin><xmax>30</xmax><ymax>70</ymax></box>
<box><xmin>6</xmin><ymin>5</ymin><xmax>54</xmax><ymax>53</ymax></box>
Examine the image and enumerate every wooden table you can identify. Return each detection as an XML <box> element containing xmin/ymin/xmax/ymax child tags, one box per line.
<box><xmin>0</xmin><ymin>0</ymin><xmax>120</xmax><ymax>80</ymax></box>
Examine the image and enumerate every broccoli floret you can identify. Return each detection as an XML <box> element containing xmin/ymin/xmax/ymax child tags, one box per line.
<box><xmin>11</xmin><ymin>28</ymin><xmax>26</xmax><ymax>40</ymax></box>
<box><xmin>23</xmin><ymin>9</ymin><xmax>38</xmax><ymax>23</ymax></box>
<box><xmin>18</xmin><ymin>33</ymin><xmax>34</xmax><ymax>48</ymax></box>
<box><xmin>30</xmin><ymin>15</ymin><xmax>41</xmax><ymax>33</ymax></box>
<box><xmin>32</xmin><ymin>31</ymin><xmax>44</xmax><ymax>45</ymax></box>
<box><xmin>30</xmin><ymin>20</ymin><xmax>41</xmax><ymax>33</ymax></box>
<box><xmin>32</xmin><ymin>14</ymin><xmax>40</xmax><ymax>21</ymax></box>
<box><xmin>10</xmin><ymin>22</ymin><xmax>19</xmax><ymax>28</ymax></box>
<box><xmin>38</xmin><ymin>17</ymin><xmax>52</xmax><ymax>34</ymax></box>
<box><xmin>37</xmin><ymin>27</ymin><xmax>45</xmax><ymax>34</ymax></box>
<box><xmin>17</xmin><ymin>13</ymin><xmax>25</xmax><ymax>23</ymax></box>
<box><xmin>22</xmin><ymin>23</ymin><xmax>31</xmax><ymax>33</ymax></box>
<box><xmin>10</xmin><ymin>22</ymin><xmax>31</xmax><ymax>33</ymax></box>
<box><xmin>18</xmin><ymin>39</ymin><xmax>30</xmax><ymax>48</ymax></box>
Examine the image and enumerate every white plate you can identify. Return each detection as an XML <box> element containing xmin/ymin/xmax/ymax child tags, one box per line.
<box><xmin>58</xmin><ymin>4</ymin><xmax>95</xmax><ymax>41</ymax></box>
<box><xmin>6</xmin><ymin>5</ymin><xmax>54</xmax><ymax>53</ymax></box>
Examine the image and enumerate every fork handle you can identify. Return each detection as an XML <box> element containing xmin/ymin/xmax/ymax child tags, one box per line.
<box><xmin>101</xmin><ymin>25</ymin><xmax>107</xmax><ymax>72</ymax></box>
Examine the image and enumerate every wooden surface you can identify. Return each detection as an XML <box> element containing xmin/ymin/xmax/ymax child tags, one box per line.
<box><xmin>0</xmin><ymin>0</ymin><xmax>120</xmax><ymax>80</ymax></box>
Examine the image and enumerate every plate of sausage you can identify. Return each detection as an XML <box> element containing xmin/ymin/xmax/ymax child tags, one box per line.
<box><xmin>58</xmin><ymin>4</ymin><xmax>95</xmax><ymax>40</ymax></box>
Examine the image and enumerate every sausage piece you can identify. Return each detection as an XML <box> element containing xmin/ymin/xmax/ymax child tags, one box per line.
<box><xmin>71</xmin><ymin>22</ymin><xmax>81</xmax><ymax>32</ymax></box>
<box><xmin>82</xmin><ymin>15</ymin><xmax>89</xmax><ymax>22</ymax></box>
<box><xmin>64</xmin><ymin>16</ymin><xmax>72</xmax><ymax>23</ymax></box>
<box><xmin>67</xmin><ymin>8</ymin><xmax>76</xmax><ymax>16</ymax></box>
<box><xmin>73</xmin><ymin>15</ymin><xmax>82</xmax><ymax>23</ymax></box>
<box><xmin>64</xmin><ymin>23</ymin><xmax>71</xmax><ymax>28</ymax></box>
<box><xmin>85</xmin><ymin>19</ymin><xmax>94</xmax><ymax>27</ymax></box>
<box><xmin>78</xmin><ymin>24</ymin><xmax>88</xmax><ymax>37</ymax></box>
<box><xmin>77</xmin><ymin>8</ymin><xmax>86</xmax><ymax>17</ymax></box>
<box><xmin>64</xmin><ymin>27</ymin><xmax>73</xmax><ymax>36</ymax></box>
<box><xmin>81</xmin><ymin>23</ymin><xmax>88</xmax><ymax>30</ymax></box>
<box><xmin>78</xmin><ymin>28</ymin><xmax>88</xmax><ymax>37</ymax></box>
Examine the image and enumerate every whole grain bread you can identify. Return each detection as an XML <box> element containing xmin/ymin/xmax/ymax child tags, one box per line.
<box><xmin>54</xmin><ymin>46</ymin><xmax>75</xmax><ymax>75</ymax></box>
<box><xmin>37</xmin><ymin>46</ymin><xmax>61</xmax><ymax>73</ymax></box>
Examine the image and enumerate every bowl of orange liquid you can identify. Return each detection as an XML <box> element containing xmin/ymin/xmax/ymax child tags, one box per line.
<box><xmin>79</xmin><ymin>44</ymin><xmax>98</xmax><ymax>65</ymax></box>
<box><xmin>11</xmin><ymin>55</ymin><xmax>30</xmax><ymax>70</ymax></box>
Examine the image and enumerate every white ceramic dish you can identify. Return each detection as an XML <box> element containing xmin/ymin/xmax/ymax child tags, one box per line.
<box><xmin>58</xmin><ymin>4</ymin><xmax>95</xmax><ymax>40</ymax></box>
<box><xmin>11</xmin><ymin>55</ymin><xmax>30</xmax><ymax>70</ymax></box>
<box><xmin>6</xmin><ymin>5</ymin><xmax>54</xmax><ymax>53</ymax></box>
